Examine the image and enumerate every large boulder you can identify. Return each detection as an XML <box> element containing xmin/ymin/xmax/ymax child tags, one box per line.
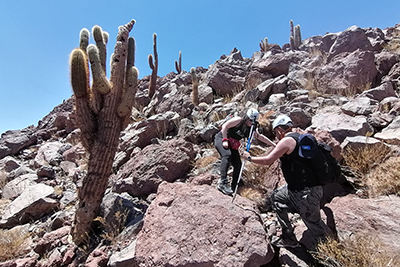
<box><xmin>132</xmin><ymin>182</ymin><xmax>274</xmax><ymax>266</ymax></box>
<box><xmin>251</xmin><ymin>51</ymin><xmax>306</xmax><ymax>77</ymax></box>
<box><xmin>326</xmin><ymin>194</ymin><xmax>400</xmax><ymax>255</ymax></box>
<box><xmin>0</xmin><ymin>127</ymin><xmax>37</xmax><ymax>160</ymax></box>
<box><xmin>145</xmin><ymin>83</ymin><xmax>194</xmax><ymax>118</ymax></box>
<box><xmin>0</xmin><ymin>183</ymin><xmax>59</xmax><ymax>228</ymax></box>
<box><xmin>327</xmin><ymin>25</ymin><xmax>373</xmax><ymax>61</ymax></box>
<box><xmin>113</xmin><ymin>139</ymin><xmax>196</xmax><ymax>198</ymax></box>
<box><xmin>314</xmin><ymin>50</ymin><xmax>378</xmax><ymax>94</ymax></box>
<box><xmin>117</xmin><ymin>111</ymin><xmax>181</xmax><ymax>161</ymax></box>
<box><xmin>309</xmin><ymin>112</ymin><xmax>374</xmax><ymax>143</ymax></box>
<box><xmin>204</xmin><ymin>49</ymin><xmax>251</xmax><ymax>96</ymax></box>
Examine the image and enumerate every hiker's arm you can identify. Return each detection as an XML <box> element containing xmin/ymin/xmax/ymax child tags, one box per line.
<box><xmin>254</xmin><ymin>130</ymin><xmax>276</xmax><ymax>147</ymax></box>
<box><xmin>242</xmin><ymin>137</ymin><xmax>295</xmax><ymax>165</ymax></box>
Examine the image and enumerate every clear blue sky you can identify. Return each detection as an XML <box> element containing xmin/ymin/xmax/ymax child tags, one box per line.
<box><xmin>0</xmin><ymin>0</ymin><xmax>399</xmax><ymax>135</ymax></box>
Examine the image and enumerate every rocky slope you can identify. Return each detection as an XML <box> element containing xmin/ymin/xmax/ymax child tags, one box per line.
<box><xmin>0</xmin><ymin>23</ymin><xmax>400</xmax><ymax>266</ymax></box>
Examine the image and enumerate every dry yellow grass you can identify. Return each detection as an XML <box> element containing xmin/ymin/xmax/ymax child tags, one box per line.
<box><xmin>0</xmin><ymin>227</ymin><xmax>30</xmax><ymax>261</ymax></box>
<box><xmin>366</xmin><ymin>156</ymin><xmax>400</xmax><ymax>197</ymax></box>
<box><xmin>313</xmin><ymin>234</ymin><xmax>400</xmax><ymax>266</ymax></box>
<box><xmin>194</xmin><ymin>155</ymin><xmax>219</xmax><ymax>170</ymax></box>
<box><xmin>342</xmin><ymin>143</ymin><xmax>392</xmax><ymax>178</ymax></box>
<box><xmin>383</xmin><ymin>39</ymin><xmax>400</xmax><ymax>53</ymax></box>
<box><xmin>94</xmin><ymin>209</ymin><xmax>129</xmax><ymax>246</ymax></box>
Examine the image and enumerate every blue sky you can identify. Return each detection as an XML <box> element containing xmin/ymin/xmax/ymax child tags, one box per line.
<box><xmin>0</xmin><ymin>0</ymin><xmax>399</xmax><ymax>135</ymax></box>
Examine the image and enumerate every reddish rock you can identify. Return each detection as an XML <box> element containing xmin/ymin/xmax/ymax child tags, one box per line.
<box><xmin>133</xmin><ymin>182</ymin><xmax>274</xmax><ymax>266</ymax></box>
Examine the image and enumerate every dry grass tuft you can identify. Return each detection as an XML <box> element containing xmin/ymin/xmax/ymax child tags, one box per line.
<box><xmin>94</xmin><ymin>209</ymin><xmax>129</xmax><ymax>245</ymax></box>
<box><xmin>343</xmin><ymin>82</ymin><xmax>372</xmax><ymax>97</ymax></box>
<box><xmin>383</xmin><ymin>39</ymin><xmax>400</xmax><ymax>53</ymax></box>
<box><xmin>313</xmin><ymin>234</ymin><xmax>400</xmax><ymax>266</ymax></box>
<box><xmin>366</xmin><ymin>156</ymin><xmax>400</xmax><ymax>197</ymax></box>
<box><xmin>342</xmin><ymin>143</ymin><xmax>392</xmax><ymax>178</ymax></box>
<box><xmin>238</xmin><ymin>187</ymin><xmax>266</xmax><ymax>208</ymax></box>
<box><xmin>0</xmin><ymin>227</ymin><xmax>30</xmax><ymax>261</ymax></box>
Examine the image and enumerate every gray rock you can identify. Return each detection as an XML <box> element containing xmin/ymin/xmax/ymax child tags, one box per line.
<box><xmin>341</xmin><ymin>96</ymin><xmax>378</xmax><ymax>116</ymax></box>
<box><xmin>0</xmin><ymin>183</ymin><xmax>59</xmax><ymax>228</ymax></box>
<box><xmin>2</xmin><ymin>173</ymin><xmax>38</xmax><ymax>200</ymax></box>
<box><xmin>309</xmin><ymin>112</ymin><xmax>374</xmax><ymax>143</ymax></box>
<box><xmin>360</xmin><ymin>81</ymin><xmax>397</xmax><ymax>102</ymax></box>
<box><xmin>375</xmin><ymin>116</ymin><xmax>400</xmax><ymax>145</ymax></box>
<box><xmin>0</xmin><ymin>127</ymin><xmax>37</xmax><ymax>159</ymax></box>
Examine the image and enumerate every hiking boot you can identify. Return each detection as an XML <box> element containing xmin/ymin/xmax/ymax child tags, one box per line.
<box><xmin>217</xmin><ymin>180</ymin><xmax>233</xmax><ymax>195</ymax></box>
<box><xmin>271</xmin><ymin>235</ymin><xmax>301</xmax><ymax>248</ymax></box>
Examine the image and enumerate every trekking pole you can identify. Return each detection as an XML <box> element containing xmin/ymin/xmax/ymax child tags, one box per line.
<box><xmin>232</xmin><ymin>123</ymin><xmax>256</xmax><ymax>202</ymax></box>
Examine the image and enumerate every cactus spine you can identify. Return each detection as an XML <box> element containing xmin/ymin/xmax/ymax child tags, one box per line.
<box><xmin>148</xmin><ymin>33</ymin><xmax>158</xmax><ymax>98</ymax></box>
<box><xmin>259</xmin><ymin>37</ymin><xmax>269</xmax><ymax>52</ymax></box>
<box><xmin>69</xmin><ymin>20</ymin><xmax>137</xmax><ymax>246</ymax></box>
<box><xmin>175</xmin><ymin>50</ymin><xmax>182</xmax><ymax>73</ymax></box>
<box><xmin>190</xmin><ymin>67</ymin><xmax>199</xmax><ymax>106</ymax></box>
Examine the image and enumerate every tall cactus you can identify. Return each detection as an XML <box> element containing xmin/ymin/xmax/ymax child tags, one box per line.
<box><xmin>289</xmin><ymin>20</ymin><xmax>302</xmax><ymax>50</ymax></box>
<box><xmin>175</xmin><ymin>50</ymin><xmax>182</xmax><ymax>74</ymax></box>
<box><xmin>190</xmin><ymin>67</ymin><xmax>199</xmax><ymax>106</ymax></box>
<box><xmin>294</xmin><ymin>24</ymin><xmax>302</xmax><ymax>49</ymax></box>
<box><xmin>69</xmin><ymin>20</ymin><xmax>138</xmax><ymax>245</ymax></box>
<box><xmin>148</xmin><ymin>33</ymin><xmax>158</xmax><ymax>98</ymax></box>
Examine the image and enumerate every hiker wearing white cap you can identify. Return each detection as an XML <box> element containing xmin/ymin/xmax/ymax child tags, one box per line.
<box><xmin>241</xmin><ymin>114</ymin><xmax>331</xmax><ymax>249</ymax></box>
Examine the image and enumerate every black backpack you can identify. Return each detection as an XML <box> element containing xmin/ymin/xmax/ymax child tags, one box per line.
<box><xmin>296</xmin><ymin>133</ymin><xmax>342</xmax><ymax>185</ymax></box>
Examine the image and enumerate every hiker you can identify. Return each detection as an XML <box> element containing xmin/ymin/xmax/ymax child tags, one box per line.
<box><xmin>240</xmin><ymin>114</ymin><xmax>331</xmax><ymax>249</ymax></box>
<box><xmin>214</xmin><ymin>108</ymin><xmax>276</xmax><ymax>195</ymax></box>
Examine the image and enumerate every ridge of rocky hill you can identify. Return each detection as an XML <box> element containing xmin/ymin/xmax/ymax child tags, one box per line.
<box><xmin>0</xmin><ymin>22</ymin><xmax>400</xmax><ymax>266</ymax></box>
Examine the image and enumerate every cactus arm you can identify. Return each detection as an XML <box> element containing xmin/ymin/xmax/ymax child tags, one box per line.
<box><xmin>117</xmin><ymin>36</ymin><xmax>138</xmax><ymax>120</ymax></box>
<box><xmin>148</xmin><ymin>33</ymin><xmax>158</xmax><ymax>98</ymax></box>
<box><xmin>92</xmin><ymin>25</ymin><xmax>107</xmax><ymax>72</ymax></box>
<box><xmin>175</xmin><ymin>50</ymin><xmax>182</xmax><ymax>73</ymax></box>
<box><xmin>103</xmin><ymin>32</ymin><xmax>109</xmax><ymax>46</ymax></box>
<box><xmin>127</xmin><ymin>37</ymin><xmax>135</xmax><ymax>67</ymax></box>
<box><xmin>290</xmin><ymin>20</ymin><xmax>294</xmax><ymax>39</ymax></box>
<box><xmin>294</xmin><ymin>24</ymin><xmax>302</xmax><ymax>48</ymax></box>
<box><xmin>69</xmin><ymin>48</ymin><xmax>95</xmax><ymax>148</ymax></box>
<box><xmin>290</xmin><ymin>36</ymin><xmax>295</xmax><ymax>50</ymax></box>
<box><xmin>190</xmin><ymin>67</ymin><xmax>199</xmax><ymax>105</ymax></box>
<box><xmin>118</xmin><ymin>66</ymin><xmax>138</xmax><ymax>123</ymax></box>
<box><xmin>79</xmin><ymin>28</ymin><xmax>90</xmax><ymax>52</ymax></box>
<box><xmin>87</xmin><ymin>44</ymin><xmax>111</xmax><ymax>95</ymax></box>
<box><xmin>148</xmin><ymin>54</ymin><xmax>154</xmax><ymax>69</ymax></box>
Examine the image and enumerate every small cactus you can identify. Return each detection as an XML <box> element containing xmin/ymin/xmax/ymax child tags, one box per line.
<box><xmin>148</xmin><ymin>33</ymin><xmax>158</xmax><ymax>98</ymax></box>
<box><xmin>69</xmin><ymin>20</ymin><xmax>137</xmax><ymax>246</ymax></box>
<box><xmin>259</xmin><ymin>37</ymin><xmax>269</xmax><ymax>52</ymax></box>
<box><xmin>175</xmin><ymin>50</ymin><xmax>182</xmax><ymax>74</ymax></box>
<box><xmin>190</xmin><ymin>67</ymin><xmax>199</xmax><ymax>106</ymax></box>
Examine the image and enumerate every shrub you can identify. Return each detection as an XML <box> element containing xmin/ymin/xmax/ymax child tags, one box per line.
<box><xmin>313</xmin><ymin>234</ymin><xmax>400</xmax><ymax>266</ymax></box>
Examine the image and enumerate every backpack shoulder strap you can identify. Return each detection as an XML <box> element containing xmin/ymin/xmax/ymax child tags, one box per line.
<box><xmin>286</xmin><ymin>132</ymin><xmax>300</xmax><ymax>142</ymax></box>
